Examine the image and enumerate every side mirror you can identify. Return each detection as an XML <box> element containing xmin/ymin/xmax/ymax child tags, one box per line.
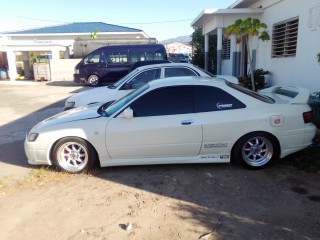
<box><xmin>122</xmin><ymin>108</ymin><xmax>133</xmax><ymax>119</ymax></box>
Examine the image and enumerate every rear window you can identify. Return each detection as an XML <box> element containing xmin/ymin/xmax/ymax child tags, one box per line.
<box><xmin>227</xmin><ymin>82</ymin><xmax>275</xmax><ymax>104</ymax></box>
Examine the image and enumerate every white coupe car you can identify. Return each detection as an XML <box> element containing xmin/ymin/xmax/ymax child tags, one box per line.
<box><xmin>25</xmin><ymin>76</ymin><xmax>316</xmax><ymax>173</ymax></box>
<box><xmin>64</xmin><ymin>63</ymin><xmax>238</xmax><ymax>110</ymax></box>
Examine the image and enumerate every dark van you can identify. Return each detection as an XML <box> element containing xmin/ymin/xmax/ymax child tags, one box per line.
<box><xmin>73</xmin><ymin>44</ymin><xmax>167</xmax><ymax>86</ymax></box>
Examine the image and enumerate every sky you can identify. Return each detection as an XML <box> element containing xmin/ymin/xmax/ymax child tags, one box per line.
<box><xmin>0</xmin><ymin>0</ymin><xmax>236</xmax><ymax>41</ymax></box>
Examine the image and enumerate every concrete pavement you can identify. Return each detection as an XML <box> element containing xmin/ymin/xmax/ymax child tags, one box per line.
<box><xmin>0</xmin><ymin>80</ymin><xmax>89</xmax><ymax>182</ymax></box>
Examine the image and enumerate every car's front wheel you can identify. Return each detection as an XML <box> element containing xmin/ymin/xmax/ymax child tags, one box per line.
<box><xmin>52</xmin><ymin>137</ymin><xmax>96</xmax><ymax>173</ymax></box>
<box><xmin>87</xmin><ymin>74</ymin><xmax>100</xmax><ymax>87</ymax></box>
<box><xmin>233</xmin><ymin>132</ymin><xmax>279</xmax><ymax>169</ymax></box>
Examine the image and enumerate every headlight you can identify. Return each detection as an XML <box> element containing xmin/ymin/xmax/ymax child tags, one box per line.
<box><xmin>27</xmin><ymin>132</ymin><xmax>39</xmax><ymax>142</ymax></box>
<box><xmin>74</xmin><ymin>69</ymin><xmax>79</xmax><ymax>74</ymax></box>
<box><xmin>65</xmin><ymin>101</ymin><xmax>75</xmax><ymax>109</ymax></box>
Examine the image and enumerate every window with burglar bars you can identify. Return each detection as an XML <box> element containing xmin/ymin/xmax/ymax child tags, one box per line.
<box><xmin>272</xmin><ymin>17</ymin><xmax>299</xmax><ymax>58</ymax></box>
<box><xmin>222</xmin><ymin>39</ymin><xmax>231</xmax><ymax>60</ymax></box>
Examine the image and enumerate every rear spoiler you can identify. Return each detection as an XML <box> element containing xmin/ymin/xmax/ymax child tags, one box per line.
<box><xmin>260</xmin><ymin>86</ymin><xmax>310</xmax><ymax>104</ymax></box>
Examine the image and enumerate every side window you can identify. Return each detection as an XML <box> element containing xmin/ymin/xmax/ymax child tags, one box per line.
<box><xmin>154</xmin><ymin>52</ymin><xmax>164</xmax><ymax>60</ymax></box>
<box><xmin>105</xmin><ymin>52</ymin><xmax>128</xmax><ymax>63</ymax></box>
<box><xmin>129</xmin><ymin>53</ymin><xmax>139</xmax><ymax>63</ymax></box>
<box><xmin>164</xmin><ymin>67</ymin><xmax>198</xmax><ymax>78</ymax></box>
<box><xmin>195</xmin><ymin>86</ymin><xmax>246</xmax><ymax>112</ymax></box>
<box><xmin>130</xmin><ymin>86</ymin><xmax>194</xmax><ymax>117</ymax></box>
<box><xmin>127</xmin><ymin>69</ymin><xmax>161</xmax><ymax>89</ymax></box>
<box><xmin>145</xmin><ymin>53</ymin><xmax>154</xmax><ymax>60</ymax></box>
<box><xmin>83</xmin><ymin>52</ymin><xmax>101</xmax><ymax>65</ymax></box>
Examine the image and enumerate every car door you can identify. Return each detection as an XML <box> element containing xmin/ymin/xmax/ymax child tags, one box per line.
<box><xmin>81</xmin><ymin>50</ymin><xmax>104</xmax><ymax>78</ymax></box>
<box><xmin>193</xmin><ymin>86</ymin><xmax>246</xmax><ymax>155</ymax></box>
<box><xmin>106</xmin><ymin>86</ymin><xmax>202</xmax><ymax>159</ymax></box>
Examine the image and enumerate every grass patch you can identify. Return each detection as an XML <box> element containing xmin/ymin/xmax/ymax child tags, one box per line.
<box><xmin>18</xmin><ymin>166</ymin><xmax>73</xmax><ymax>189</ymax></box>
<box><xmin>1</xmin><ymin>166</ymin><xmax>99</xmax><ymax>196</ymax></box>
<box><xmin>0</xmin><ymin>179</ymin><xmax>9</xmax><ymax>196</ymax></box>
<box><xmin>1</xmin><ymin>167</ymin><xmax>74</xmax><ymax>196</ymax></box>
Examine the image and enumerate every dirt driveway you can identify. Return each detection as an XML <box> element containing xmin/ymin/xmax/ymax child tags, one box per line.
<box><xmin>0</xmin><ymin>80</ymin><xmax>319</xmax><ymax>240</ymax></box>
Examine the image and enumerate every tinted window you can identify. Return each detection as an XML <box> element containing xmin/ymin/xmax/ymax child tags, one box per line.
<box><xmin>227</xmin><ymin>82</ymin><xmax>275</xmax><ymax>103</ymax></box>
<box><xmin>195</xmin><ymin>86</ymin><xmax>246</xmax><ymax>112</ymax></box>
<box><xmin>127</xmin><ymin>69</ymin><xmax>161</xmax><ymax>89</ymax></box>
<box><xmin>130</xmin><ymin>86</ymin><xmax>194</xmax><ymax>117</ymax></box>
<box><xmin>83</xmin><ymin>52</ymin><xmax>101</xmax><ymax>64</ymax></box>
<box><xmin>103</xmin><ymin>84</ymin><xmax>150</xmax><ymax>117</ymax></box>
<box><xmin>107</xmin><ymin>53</ymin><xmax>128</xmax><ymax>63</ymax></box>
<box><xmin>164</xmin><ymin>67</ymin><xmax>198</xmax><ymax>78</ymax></box>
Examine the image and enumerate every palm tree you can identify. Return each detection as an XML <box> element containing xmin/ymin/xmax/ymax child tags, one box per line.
<box><xmin>225</xmin><ymin>17</ymin><xmax>270</xmax><ymax>91</ymax></box>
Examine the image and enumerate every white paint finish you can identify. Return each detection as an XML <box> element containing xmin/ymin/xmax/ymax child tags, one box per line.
<box><xmin>64</xmin><ymin>63</ymin><xmax>213</xmax><ymax>109</ymax></box>
<box><xmin>106</xmin><ymin>114</ymin><xmax>202</xmax><ymax>159</ymax></box>
<box><xmin>25</xmin><ymin>76</ymin><xmax>316</xmax><ymax>171</ymax></box>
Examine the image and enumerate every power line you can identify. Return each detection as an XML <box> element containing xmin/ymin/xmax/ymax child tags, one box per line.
<box><xmin>16</xmin><ymin>16</ymin><xmax>193</xmax><ymax>25</ymax></box>
<box><xmin>116</xmin><ymin>19</ymin><xmax>194</xmax><ymax>25</ymax></box>
<box><xmin>17</xmin><ymin>16</ymin><xmax>69</xmax><ymax>24</ymax></box>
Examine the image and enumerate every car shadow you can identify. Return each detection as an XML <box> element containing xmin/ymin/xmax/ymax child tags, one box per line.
<box><xmin>88</xmin><ymin>161</ymin><xmax>320</xmax><ymax>239</ymax></box>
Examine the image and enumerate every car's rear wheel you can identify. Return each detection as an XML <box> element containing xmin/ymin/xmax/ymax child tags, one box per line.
<box><xmin>52</xmin><ymin>137</ymin><xmax>96</xmax><ymax>173</ymax></box>
<box><xmin>233</xmin><ymin>132</ymin><xmax>279</xmax><ymax>169</ymax></box>
<box><xmin>88</xmin><ymin>74</ymin><xmax>100</xmax><ymax>87</ymax></box>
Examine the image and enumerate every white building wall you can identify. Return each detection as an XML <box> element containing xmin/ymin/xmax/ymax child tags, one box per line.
<box><xmin>255</xmin><ymin>0</ymin><xmax>320</xmax><ymax>91</ymax></box>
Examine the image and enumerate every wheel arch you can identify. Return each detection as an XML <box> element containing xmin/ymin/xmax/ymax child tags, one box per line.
<box><xmin>49</xmin><ymin>136</ymin><xmax>100</xmax><ymax>165</ymax></box>
<box><xmin>86</xmin><ymin>73</ymin><xmax>100</xmax><ymax>81</ymax></box>
<box><xmin>231</xmin><ymin>131</ymin><xmax>281</xmax><ymax>162</ymax></box>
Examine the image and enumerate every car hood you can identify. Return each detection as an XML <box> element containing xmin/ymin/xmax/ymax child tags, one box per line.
<box><xmin>32</xmin><ymin>105</ymin><xmax>102</xmax><ymax>130</ymax></box>
<box><xmin>67</xmin><ymin>86</ymin><xmax>117</xmax><ymax>107</ymax></box>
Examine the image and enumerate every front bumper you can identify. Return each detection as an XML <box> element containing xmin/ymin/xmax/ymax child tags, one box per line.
<box><xmin>73</xmin><ymin>74</ymin><xmax>86</xmax><ymax>84</ymax></box>
<box><xmin>24</xmin><ymin>139</ymin><xmax>52</xmax><ymax>166</ymax></box>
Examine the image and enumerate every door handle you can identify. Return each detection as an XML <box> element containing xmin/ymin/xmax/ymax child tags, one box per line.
<box><xmin>181</xmin><ymin>120</ymin><xmax>194</xmax><ymax>125</ymax></box>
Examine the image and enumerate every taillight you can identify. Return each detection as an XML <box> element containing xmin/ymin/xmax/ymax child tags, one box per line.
<box><xmin>303</xmin><ymin>111</ymin><xmax>313</xmax><ymax>123</ymax></box>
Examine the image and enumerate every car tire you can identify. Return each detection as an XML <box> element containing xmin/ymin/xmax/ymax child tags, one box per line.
<box><xmin>232</xmin><ymin>132</ymin><xmax>279</xmax><ymax>169</ymax></box>
<box><xmin>88</xmin><ymin>75</ymin><xmax>100</xmax><ymax>87</ymax></box>
<box><xmin>52</xmin><ymin>137</ymin><xmax>96</xmax><ymax>173</ymax></box>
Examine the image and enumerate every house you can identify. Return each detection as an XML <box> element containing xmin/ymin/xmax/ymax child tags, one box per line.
<box><xmin>0</xmin><ymin>22</ymin><xmax>155</xmax><ymax>81</ymax></box>
<box><xmin>192</xmin><ymin>0</ymin><xmax>320</xmax><ymax>91</ymax></box>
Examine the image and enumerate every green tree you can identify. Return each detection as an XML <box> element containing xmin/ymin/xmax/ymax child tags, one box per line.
<box><xmin>192</xmin><ymin>27</ymin><xmax>217</xmax><ymax>74</ymax></box>
<box><xmin>225</xmin><ymin>17</ymin><xmax>270</xmax><ymax>91</ymax></box>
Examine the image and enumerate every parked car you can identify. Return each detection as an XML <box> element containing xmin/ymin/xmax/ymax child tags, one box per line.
<box><xmin>168</xmin><ymin>53</ymin><xmax>189</xmax><ymax>63</ymax></box>
<box><xmin>128</xmin><ymin>60</ymin><xmax>171</xmax><ymax>72</ymax></box>
<box><xmin>64</xmin><ymin>63</ymin><xmax>239</xmax><ymax>110</ymax></box>
<box><xmin>73</xmin><ymin>44</ymin><xmax>168</xmax><ymax>86</ymax></box>
<box><xmin>25</xmin><ymin>76</ymin><xmax>316</xmax><ymax>173</ymax></box>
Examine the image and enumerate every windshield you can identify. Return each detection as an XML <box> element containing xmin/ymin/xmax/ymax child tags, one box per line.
<box><xmin>109</xmin><ymin>68</ymin><xmax>140</xmax><ymax>89</ymax></box>
<box><xmin>103</xmin><ymin>84</ymin><xmax>150</xmax><ymax>117</ymax></box>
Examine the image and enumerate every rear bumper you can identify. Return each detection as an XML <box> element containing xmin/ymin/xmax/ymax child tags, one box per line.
<box><xmin>280</xmin><ymin>124</ymin><xmax>317</xmax><ymax>158</ymax></box>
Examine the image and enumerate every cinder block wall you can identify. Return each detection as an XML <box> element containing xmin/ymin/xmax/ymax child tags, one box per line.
<box><xmin>49</xmin><ymin>59</ymin><xmax>81</xmax><ymax>81</ymax></box>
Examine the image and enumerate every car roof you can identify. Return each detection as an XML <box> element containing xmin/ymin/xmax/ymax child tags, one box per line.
<box><xmin>147</xmin><ymin>76</ymin><xmax>227</xmax><ymax>89</ymax></box>
<box><xmin>135</xmin><ymin>63</ymin><xmax>197</xmax><ymax>71</ymax></box>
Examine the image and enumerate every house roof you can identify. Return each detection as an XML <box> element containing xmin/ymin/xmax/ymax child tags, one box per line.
<box><xmin>229</xmin><ymin>0</ymin><xmax>259</xmax><ymax>9</ymax></box>
<box><xmin>191</xmin><ymin>8</ymin><xmax>264</xmax><ymax>28</ymax></box>
<box><xmin>2</xmin><ymin>22</ymin><xmax>143</xmax><ymax>35</ymax></box>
